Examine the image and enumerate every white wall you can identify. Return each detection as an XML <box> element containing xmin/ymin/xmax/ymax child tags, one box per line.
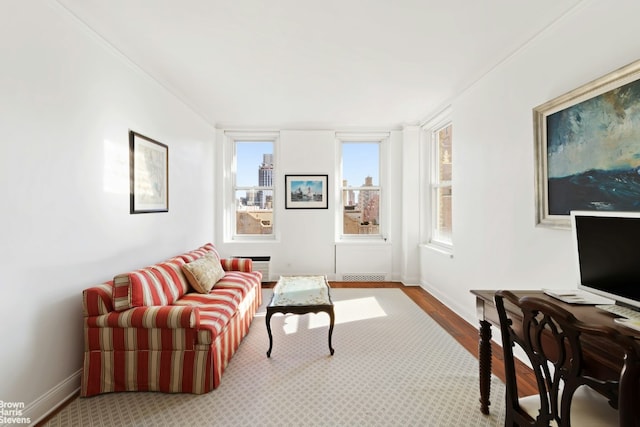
<box><xmin>215</xmin><ymin>129</ymin><xmax>410</xmax><ymax>282</ymax></box>
<box><xmin>0</xmin><ymin>1</ymin><xmax>215</xmax><ymax>422</ymax></box>
<box><xmin>400</xmin><ymin>125</ymin><xmax>421</xmax><ymax>284</ymax></box>
<box><xmin>276</xmin><ymin>130</ymin><xmax>337</xmax><ymax>276</ymax></box>
<box><xmin>421</xmin><ymin>0</ymin><xmax>640</xmax><ymax>326</ymax></box>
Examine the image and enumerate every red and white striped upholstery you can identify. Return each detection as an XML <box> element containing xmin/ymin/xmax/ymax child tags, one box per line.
<box><xmin>81</xmin><ymin>243</ymin><xmax>262</xmax><ymax>397</ymax></box>
<box><xmin>219</xmin><ymin>257</ymin><xmax>253</xmax><ymax>272</ymax></box>
<box><xmin>174</xmin><ymin>243</ymin><xmax>219</xmax><ymax>263</ymax></box>
<box><xmin>112</xmin><ymin>258</ymin><xmax>190</xmax><ymax>311</ymax></box>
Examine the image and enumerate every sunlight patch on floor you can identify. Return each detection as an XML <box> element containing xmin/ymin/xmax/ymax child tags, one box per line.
<box><xmin>309</xmin><ymin>296</ymin><xmax>387</xmax><ymax>329</ymax></box>
<box><xmin>283</xmin><ymin>315</ymin><xmax>300</xmax><ymax>334</ymax></box>
<box><xmin>261</xmin><ymin>296</ymin><xmax>388</xmax><ymax>334</ymax></box>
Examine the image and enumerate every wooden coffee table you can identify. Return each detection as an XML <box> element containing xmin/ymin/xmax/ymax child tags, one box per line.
<box><xmin>266</xmin><ymin>275</ymin><xmax>335</xmax><ymax>357</ymax></box>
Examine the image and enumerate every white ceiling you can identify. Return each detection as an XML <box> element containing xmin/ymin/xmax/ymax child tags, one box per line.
<box><xmin>56</xmin><ymin>0</ymin><xmax>582</xmax><ymax>129</ymax></box>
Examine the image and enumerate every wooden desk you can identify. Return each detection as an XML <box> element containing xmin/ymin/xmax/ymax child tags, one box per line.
<box><xmin>471</xmin><ymin>289</ymin><xmax>638</xmax><ymax>415</ymax></box>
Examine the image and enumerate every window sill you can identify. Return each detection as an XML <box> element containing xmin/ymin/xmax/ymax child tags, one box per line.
<box><xmin>336</xmin><ymin>236</ymin><xmax>390</xmax><ymax>245</ymax></box>
<box><xmin>420</xmin><ymin>243</ymin><xmax>453</xmax><ymax>258</ymax></box>
<box><xmin>227</xmin><ymin>236</ymin><xmax>279</xmax><ymax>244</ymax></box>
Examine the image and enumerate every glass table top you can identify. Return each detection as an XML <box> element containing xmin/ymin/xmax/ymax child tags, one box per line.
<box><xmin>269</xmin><ymin>275</ymin><xmax>332</xmax><ymax>306</ymax></box>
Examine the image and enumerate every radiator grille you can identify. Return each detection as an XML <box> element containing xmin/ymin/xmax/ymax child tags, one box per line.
<box><xmin>341</xmin><ymin>273</ymin><xmax>387</xmax><ymax>282</ymax></box>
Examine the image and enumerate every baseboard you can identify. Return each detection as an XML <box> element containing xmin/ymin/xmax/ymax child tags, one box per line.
<box><xmin>399</xmin><ymin>273</ymin><xmax>420</xmax><ymax>285</ymax></box>
<box><xmin>26</xmin><ymin>369</ymin><xmax>81</xmax><ymax>426</ymax></box>
<box><xmin>419</xmin><ymin>280</ymin><xmax>477</xmax><ymax>327</ymax></box>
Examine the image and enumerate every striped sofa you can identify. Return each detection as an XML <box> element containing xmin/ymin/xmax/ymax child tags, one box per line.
<box><xmin>81</xmin><ymin>243</ymin><xmax>262</xmax><ymax>397</ymax></box>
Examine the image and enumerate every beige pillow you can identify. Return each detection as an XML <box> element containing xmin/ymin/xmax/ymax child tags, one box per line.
<box><xmin>182</xmin><ymin>252</ymin><xmax>225</xmax><ymax>294</ymax></box>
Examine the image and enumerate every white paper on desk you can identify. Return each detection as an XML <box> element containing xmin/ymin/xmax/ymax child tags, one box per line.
<box><xmin>614</xmin><ymin>318</ymin><xmax>640</xmax><ymax>332</ymax></box>
<box><xmin>543</xmin><ymin>289</ymin><xmax>614</xmax><ymax>305</ymax></box>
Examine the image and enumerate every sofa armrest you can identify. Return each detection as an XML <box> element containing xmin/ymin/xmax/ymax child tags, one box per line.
<box><xmin>220</xmin><ymin>258</ymin><xmax>253</xmax><ymax>272</ymax></box>
<box><xmin>86</xmin><ymin>305</ymin><xmax>199</xmax><ymax>329</ymax></box>
<box><xmin>83</xmin><ymin>281</ymin><xmax>115</xmax><ymax>316</ymax></box>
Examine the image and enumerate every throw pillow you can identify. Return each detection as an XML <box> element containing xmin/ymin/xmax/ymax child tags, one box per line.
<box><xmin>182</xmin><ymin>252</ymin><xmax>225</xmax><ymax>294</ymax></box>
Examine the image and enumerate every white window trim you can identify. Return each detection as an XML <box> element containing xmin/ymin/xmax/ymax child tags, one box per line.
<box><xmin>335</xmin><ymin>132</ymin><xmax>389</xmax><ymax>242</ymax></box>
<box><xmin>421</xmin><ymin>108</ymin><xmax>453</xmax><ymax>253</ymax></box>
<box><xmin>224</xmin><ymin>131</ymin><xmax>280</xmax><ymax>242</ymax></box>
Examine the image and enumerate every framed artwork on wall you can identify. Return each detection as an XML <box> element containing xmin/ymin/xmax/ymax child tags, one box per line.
<box><xmin>129</xmin><ymin>130</ymin><xmax>168</xmax><ymax>214</ymax></box>
<box><xmin>285</xmin><ymin>174</ymin><xmax>328</xmax><ymax>209</ymax></box>
<box><xmin>534</xmin><ymin>59</ymin><xmax>640</xmax><ymax>228</ymax></box>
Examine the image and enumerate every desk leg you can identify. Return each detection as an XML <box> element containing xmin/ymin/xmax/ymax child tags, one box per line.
<box><xmin>327</xmin><ymin>307</ymin><xmax>335</xmax><ymax>356</ymax></box>
<box><xmin>478</xmin><ymin>319</ymin><xmax>492</xmax><ymax>415</ymax></box>
<box><xmin>266</xmin><ymin>309</ymin><xmax>274</xmax><ymax>358</ymax></box>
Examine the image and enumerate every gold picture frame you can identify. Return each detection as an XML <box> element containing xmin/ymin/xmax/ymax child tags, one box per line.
<box><xmin>534</xmin><ymin>59</ymin><xmax>640</xmax><ymax>228</ymax></box>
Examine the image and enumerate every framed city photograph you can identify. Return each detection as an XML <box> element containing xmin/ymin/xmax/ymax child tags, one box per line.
<box><xmin>534</xmin><ymin>59</ymin><xmax>640</xmax><ymax>228</ymax></box>
<box><xmin>285</xmin><ymin>174</ymin><xmax>328</xmax><ymax>209</ymax></box>
<box><xmin>129</xmin><ymin>131</ymin><xmax>169</xmax><ymax>214</ymax></box>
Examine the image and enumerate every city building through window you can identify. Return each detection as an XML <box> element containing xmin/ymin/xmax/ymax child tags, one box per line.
<box><xmin>234</xmin><ymin>140</ymin><xmax>274</xmax><ymax>236</ymax></box>
<box><xmin>430</xmin><ymin>123</ymin><xmax>452</xmax><ymax>246</ymax></box>
<box><xmin>340</xmin><ymin>140</ymin><xmax>382</xmax><ymax>237</ymax></box>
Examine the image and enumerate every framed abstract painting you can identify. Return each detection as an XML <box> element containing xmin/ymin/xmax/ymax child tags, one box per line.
<box><xmin>534</xmin><ymin>59</ymin><xmax>640</xmax><ymax>228</ymax></box>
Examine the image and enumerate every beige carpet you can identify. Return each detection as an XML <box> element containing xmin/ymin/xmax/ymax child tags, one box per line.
<box><xmin>43</xmin><ymin>288</ymin><xmax>506</xmax><ymax>426</ymax></box>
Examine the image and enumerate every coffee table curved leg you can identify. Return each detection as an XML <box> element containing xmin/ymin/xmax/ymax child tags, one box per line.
<box><xmin>328</xmin><ymin>307</ymin><xmax>335</xmax><ymax>355</ymax></box>
<box><xmin>266</xmin><ymin>309</ymin><xmax>274</xmax><ymax>358</ymax></box>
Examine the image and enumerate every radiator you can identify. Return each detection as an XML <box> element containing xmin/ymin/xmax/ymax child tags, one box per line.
<box><xmin>335</xmin><ymin>244</ymin><xmax>391</xmax><ymax>282</ymax></box>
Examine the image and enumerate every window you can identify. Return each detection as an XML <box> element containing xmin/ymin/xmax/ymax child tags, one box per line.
<box><xmin>229</xmin><ymin>134</ymin><xmax>277</xmax><ymax>238</ymax></box>
<box><xmin>429</xmin><ymin>123</ymin><xmax>452</xmax><ymax>246</ymax></box>
<box><xmin>338</xmin><ymin>134</ymin><xmax>387</xmax><ymax>239</ymax></box>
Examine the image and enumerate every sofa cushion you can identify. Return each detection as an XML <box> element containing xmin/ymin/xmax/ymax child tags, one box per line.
<box><xmin>174</xmin><ymin>288</ymin><xmax>243</xmax><ymax>310</ymax></box>
<box><xmin>174</xmin><ymin>288</ymin><xmax>244</xmax><ymax>344</ymax></box>
<box><xmin>113</xmin><ymin>258</ymin><xmax>189</xmax><ymax>311</ymax></box>
<box><xmin>175</xmin><ymin>243</ymin><xmax>219</xmax><ymax>263</ymax></box>
<box><xmin>214</xmin><ymin>271</ymin><xmax>262</xmax><ymax>297</ymax></box>
<box><xmin>182</xmin><ymin>252</ymin><xmax>226</xmax><ymax>294</ymax></box>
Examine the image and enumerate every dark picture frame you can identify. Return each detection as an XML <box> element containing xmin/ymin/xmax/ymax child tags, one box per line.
<box><xmin>129</xmin><ymin>131</ymin><xmax>168</xmax><ymax>214</ymax></box>
<box><xmin>285</xmin><ymin>174</ymin><xmax>328</xmax><ymax>209</ymax></box>
<box><xmin>534</xmin><ymin>59</ymin><xmax>640</xmax><ymax>228</ymax></box>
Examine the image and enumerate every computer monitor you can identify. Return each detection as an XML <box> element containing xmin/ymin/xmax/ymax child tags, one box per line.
<box><xmin>571</xmin><ymin>210</ymin><xmax>640</xmax><ymax>311</ymax></box>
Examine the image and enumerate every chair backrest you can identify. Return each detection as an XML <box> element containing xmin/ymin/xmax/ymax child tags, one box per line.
<box><xmin>495</xmin><ymin>290</ymin><xmax>640</xmax><ymax>427</ymax></box>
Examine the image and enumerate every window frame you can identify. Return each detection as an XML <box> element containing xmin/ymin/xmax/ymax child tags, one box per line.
<box><xmin>422</xmin><ymin>112</ymin><xmax>453</xmax><ymax>252</ymax></box>
<box><xmin>336</xmin><ymin>132</ymin><xmax>389</xmax><ymax>241</ymax></box>
<box><xmin>224</xmin><ymin>131</ymin><xmax>279</xmax><ymax>242</ymax></box>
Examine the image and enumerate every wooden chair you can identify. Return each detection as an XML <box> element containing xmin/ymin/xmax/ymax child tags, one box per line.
<box><xmin>495</xmin><ymin>290</ymin><xmax>640</xmax><ymax>427</ymax></box>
